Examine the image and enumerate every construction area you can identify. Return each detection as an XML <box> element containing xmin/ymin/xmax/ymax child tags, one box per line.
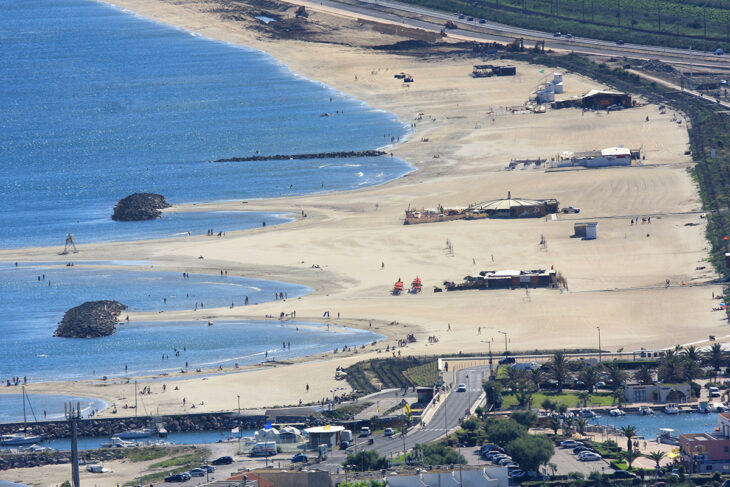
<box><xmin>404</xmin><ymin>193</ymin><xmax>559</xmax><ymax>225</ymax></box>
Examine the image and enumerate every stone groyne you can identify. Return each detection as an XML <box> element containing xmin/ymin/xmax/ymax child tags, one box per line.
<box><xmin>214</xmin><ymin>150</ymin><xmax>387</xmax><ymax>162</ymax></box>
<box><xmin>54</xmin><ymin>300</ymin><xmax>127</xmax><ymax>338</ymax></box>
<box><xmin>112</xmin><ymin>193</ymin><xmax>171</xmax><ymax>221</ymax></box>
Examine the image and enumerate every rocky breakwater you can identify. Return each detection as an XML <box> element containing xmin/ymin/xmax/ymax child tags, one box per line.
<box><xmin>111</xmin><ymin>192</ymin><xmax>170</xmax><ymax>221</ymax></box>
<box><xmin>54</xmin><ymin>300</ymin><xmax>127</xmax><ymax>338</ymax></box>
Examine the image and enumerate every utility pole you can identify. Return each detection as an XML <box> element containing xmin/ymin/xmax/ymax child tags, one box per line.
<box><xmin>65</xmin><ymin>402</ymin><xmax>81</xmax><ymax>487</ymax></box>
<box><xmin>596</xmin><ymin>326</ymin><xmax>602</xmax><ymax>362</ymax></box>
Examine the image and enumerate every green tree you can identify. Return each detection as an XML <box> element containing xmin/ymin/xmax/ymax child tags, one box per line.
<box><xmin>461</xmin><ymin>417</ymin><xmax>479</xmax><ymax>431</ymax></box>
<box><xmin>620</xmin><ymin>425</ymin><xmax>638</xmax><ymax>452</ymax></box>
<box><xmin>412</xmin><ymin>443</ymin><xmax>466</xmax><ymax>465</ymax></box>
<box><xmin>577</xmin><ymin>391</ymin><xmax>590</xmax><ymax>408</ymax></box>
<box><xmin>550</xmin><ymin>351</ymin><xmax>568</xmax><ymax>393</ymax></box>
<box><xmin>575</xmin><ymin>417</ymin><xmax>587</xmax><ymax>435</ymax></box>
<box><xmin>579</xmin><ymin>365</ymin><xmax>599</xmax><ymax>393</ymax></box>
<box><xmin>483</xmin><ymin>380</ymin><xmax>503</xmax><ymax>410</ymax></box>
<box><xmin>645</xmin><ymin>450</ymin><xmax>666</xmax><ymax>472</ymax></box>
<box><xmin>510</xmin><ymin>410</ymin><xmax>537</xmax><ymax>428</ymax></box>
<box><xmin>548</xmin><ymin>416</ymin><xmax>561</xmax><ymax>435</ymax></box>
<box><xmin>343</xmin><ymin>450</ymin><xmax>388</xmax><ymax>471</ymax></box>
<box><xmin>506</xmin><ymin>434</ymin><xmax>555</xmax><ymax>472</ymax></box>
<box><xmin>658</xmin><ymin>347</ymin><xmax>687</xmax><ymax>383</ymax></box>
<box><xmin>612</xmin><ymin>387</ymin><xmax>625</xmax><ymax>407</ymax></box>
<box><xmin>684</xmin><ymin>345</ymin><xmax>700</xmax><ymax>365</ymax></box>
<box><xmin>541</xmin><ymin>398</ymin><xmax>557</xmax><ymax>412</ymax></box>
<box><xmin>709</xmin><ymin>342</ymin><xmax>725</xmax><ymax>381</ymax></box>
<box><xmin>622</xmin><ymin>449</ymin><xmax>642</xmax><ymax>469</ymax></box>
<box><xmin>530</xmin><ymin>367</ymin><xmax>544</xmax><ymax>389</ymax></box>
<box><xmin>635</xmin><ymin>364</ymin><xmax>654</xmax><ymax>385</ymax></box>
<box><xmin>604</xmin><ymin>363</ymin><xmax>628</xmax><ymax>390</ymax></box>
<box><xmin>506</xmin><ymin>368</ymin><xmax>537</xmax><ymax>408</ymax></box>
<box><xmin>485</xmin><ymin>417</ymin><xmax>527</xmax><ymax>448</ymax></box>
<box><xmin>557</xmin><ymin>403</ymin><xmax>568</xmax><ymax>414</ymax></box>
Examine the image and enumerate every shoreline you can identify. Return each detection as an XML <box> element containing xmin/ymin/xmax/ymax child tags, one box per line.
<box><xmin>0</xmin><ymin>0</ymin><xmax>718</xmax><ymax>418</ymax></box>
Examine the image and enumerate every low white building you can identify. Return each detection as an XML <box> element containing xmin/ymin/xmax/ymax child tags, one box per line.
<box><xmin>557</xmin><ymin>147</ymin><xmax>633</xmax><ymax>168</ymax></box>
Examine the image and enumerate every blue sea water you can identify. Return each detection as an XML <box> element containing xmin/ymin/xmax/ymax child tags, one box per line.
<box><xmin>0</xmin><ymin>0</ymin><xmax>411</xmax><ymax>249</ymax></box>
<box><xmin>0</xmin><ymin>394</ymin><xmax>108</xmax><ymax>424</ymax></box>
<box><xmin>0</xmin><ymin>263</ymin><xmax>381</xmax><ymax>381</ymax></box>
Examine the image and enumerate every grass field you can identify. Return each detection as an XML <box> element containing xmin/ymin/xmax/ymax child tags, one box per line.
<box><xmin>397</xmin><ymin>0</ymin><xmax>730</xmax><ymax>51</ymax></box>
<box><xmin>123</xmin><ymin>447</ymin><xmax>210</xmax><ymax>487</ymax></box>
<box><xmin>501</xmin><ymin>391</ymin><xmax>616</xmax><ymax>409</ymax></box>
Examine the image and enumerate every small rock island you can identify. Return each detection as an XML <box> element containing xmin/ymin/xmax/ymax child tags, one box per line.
<box><xmin>54</xmin><ymin>300</ymin><xmax>128</xmax><ymax>338</ymax></box>
<box><xmin>112</xmin><ymin>193</ymin><xmax>170</xmax><ymax>221</ymax></box>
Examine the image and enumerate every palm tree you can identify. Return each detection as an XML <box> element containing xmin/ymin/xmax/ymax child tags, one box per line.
<box><xmin>563</xmin><ymin>416</ymin><xmax>574</xmax><ymax>435</ymax></box>
<box><xmin>634</xmin><ymin>364</ymin><xmax>654</xmax><ymax>385</ymax></box>
<box><xmin>548</xmin><ymin>416</ymin><xmax>561</xmax><ymax>435</ymax></box>
<box><xmin>622</xmin><ymin>449</ymin><xmax>642</xmax><ymax>469</ymax></box>
<box><xmin>709</xmin><ymin>342</ymin><xmax>724</xmax><ymax>381</ymax></box>
<box><xmin>577</xmin><ymin>391</ymin><xmax>590</xmax><ymax>408</ymax></box>
<box><xmin>645</xmin><ymin>451</ymin><xmax>666</xmax><ymax>471</ymax></box>
<box><xmin>620</xmin><ymin>425</ymin><xmax>638</xmax><ymax>452</ymax></box>
<box><xmin>575</xmin><ymin>417</ymin><xmax>587</xmax><ymax>435</ymax></box>
<box><xmin>612</xmin><ymin>387</ymin><xmax>625</xmax><ymax>407</ymax></box>
<box><xmin>684</xmin><ymin>345</ymin><xmax>700</xmax><ymax>365</ymax></box>
<box><xmin>579</xmin><ymin>365</ymin><xmax>599</xmax><ymax>393</ymax></box>
<box><xmin>605</xmin><ymin>363</ymin><xmax>628</xmax><ymax>390</ymax></box>
<box><xmin>530</xmin><ymin>368</ymin><xmax>544</xmax><ymax>390</ymax></box>
<box><xmin>551</xmin><ymin>351</ymin><xmax>568</xmax><ymax>393</ymax></box>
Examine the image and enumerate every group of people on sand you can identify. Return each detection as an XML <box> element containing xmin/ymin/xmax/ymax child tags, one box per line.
<box><xmin>206</xmin><ymin>229</ymin><xmax>224</xmax><ymax>236</ymax></box>
<box><xmin>630</xmin><ymin>217</ymin><xmax>652</xmax><ymax>224</ymax></box>
<box><xmin>5</xmin><ymin>376</ymin><xmax>27</xmax><ymax>387</ymax></box>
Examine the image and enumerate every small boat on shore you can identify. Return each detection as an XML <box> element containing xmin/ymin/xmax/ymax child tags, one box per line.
<box><xmin>100</xmin><ymin>436</ymin><xmax>138</xmax><ymax>448</ymax></box>
<box><xmin>638</xmin><ymin>405</ymin><xmax>654</xmax><ymax>415</ymax></box>
<box><xmin>1</xmin><ymin>433</ymin><xmax>43</xmax><ymax>446</ymax></box>
<box><xmin>709</xmin><ymin>401</ymin><xmax>726</xmax><ymax>413</ymax></box>
<box><xmin>664</xmin><ymin>403</ymin><xmax>679</xmax><ymax>414</ymax></box>
<box><xmin>609</xmin><ymin>408</ymin><xmax>625</xmax><ymax>416</ymax></box>
<box><xmin>114</xmin><ymin>428</ymin><xmax>154</xmax><ymax>439</ymax></box>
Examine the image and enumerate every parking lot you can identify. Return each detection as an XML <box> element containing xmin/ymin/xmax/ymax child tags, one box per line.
<box><xmin>551</xmin><ymin>446</ymin><xmax>608</xmax><ymax>476</ymax></box>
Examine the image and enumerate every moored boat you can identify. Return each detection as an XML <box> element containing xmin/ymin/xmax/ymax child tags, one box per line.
<box><xmin>664</xmin><ymin>403</ymin><xmax>679</xmax><ymax>414</ymax></box>
<box><xmin>1</xmin><ymin>433</ymin><xmax>43</xmax><ymax>446</ymax></box>
<box><xmin>114</xmin><ymin>428</ymin><xmax>154</xmax><ymax>439</ymax></box>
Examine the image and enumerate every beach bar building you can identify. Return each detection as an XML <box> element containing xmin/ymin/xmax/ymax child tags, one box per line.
<box><xmin>470</xmin><ymin>193</ymin><xmax>558</xmax><ymax>218</ymax></box>
<box><xmin>304</xmin><ymin>425</ymin><xmax>344</xmax><ymax>448</ymax></box>
<box><xmin>581</xmin><ymin>89</ymin><xmax>632</xmax><ymax>109</ymax></box>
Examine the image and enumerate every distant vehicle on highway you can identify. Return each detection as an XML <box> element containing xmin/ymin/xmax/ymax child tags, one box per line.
<box><xmin>498</xmin><ymin>356</ymin><xmax>515</xmax><ymax>364</ymax></box>
<box><xmin>565</xmin><ymin>34</ymin><xmax>573</xmax><ymax>39</ymax></box>
<box><xmin>553</xmin><ymin>32</ymin><xmax>561</xmax><ymax>37</ymax></box>
<box><xmin>716</xmin><ymin>48</ymin><xmax>725</xmax><ymax>55</ymax></box>
<box><xmin>479</xmin><ymin>18</ymin><xmax>486</xmax><ymax>23</ymax></box>
<box><xmin>467</xmin><ymin>17</ymin><xmax>474</xmax><ymax>21</ymax></box>
<box><xmin>340</xmin><ymin>440</ymin><xmax>350</xmax><ymax>450</ymax></box>
<box><xmin>616</xmin><ymin>39</ymin><xmax>625</xmax><ymax>45</ymax></box>
<box><xmin>456</xmin><ymin>383</ymin><xmax>467</xmax><ymax>392</ymax></box>
<box><xmin>360</xmin><ymin>427</ymin><xmax>371</xmax><ymax>437</ymax></box>
<box><xmin>384</xmin><ymin>428</ymin><xmax>394</xmax><ymax>437</ymax></box>
<box><xmin>458</xmin><ymin>13</ymin><xmax>465</xmax><ymax>19</ymax></box>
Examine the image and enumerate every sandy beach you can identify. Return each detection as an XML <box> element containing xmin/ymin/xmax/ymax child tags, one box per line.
<box><xmin>0</xmin><ymin>0</ymin><xmax>721</xmax><ymax>419</ymax></box>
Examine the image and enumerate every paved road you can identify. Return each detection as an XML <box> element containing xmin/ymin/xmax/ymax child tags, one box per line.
<box><xmin>292</xmin><ymin>0</ymin><xmax>730</xmax><ymax>69</ymax></box>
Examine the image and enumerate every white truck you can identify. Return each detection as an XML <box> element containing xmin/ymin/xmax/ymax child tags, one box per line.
<box><xmin>249</xmin><ymin>441</ymin><xmax>277</xmax><ymax>457</ymax></box>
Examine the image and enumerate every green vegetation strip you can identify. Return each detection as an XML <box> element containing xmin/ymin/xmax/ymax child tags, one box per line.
<box><xmin>398</xmin><ymin>0</ymin><xmax>729</xmax><ymax>51</ymax></box>
<box><xmin>501</xmin><ymin>391</ymin><xmax>615</xmax><ymax>409</ymax></box>
<box><xmin>123</xmin><ymin>447</ymin><xmax>210</xmax><ymax>487</ymax></box>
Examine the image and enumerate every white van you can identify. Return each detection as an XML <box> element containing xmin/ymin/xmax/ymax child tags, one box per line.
<box><xmin>360</xmin><ymin>427</ymin><xmax>371</xmax><ymax>437</ymax></box>
<box><xmin>249</xmin><ymin>441</ymin><xmax>277</xmax><ymax>457</ymax></box>
<box><xmin>341</xmin><ymin>429</ymin><xmax>353</xmax><ymax>442</ymax></box>
<box><xmin>710</xmin><ymin>386</ymin><xmax>721</xmax><ymax>398</ymax></box>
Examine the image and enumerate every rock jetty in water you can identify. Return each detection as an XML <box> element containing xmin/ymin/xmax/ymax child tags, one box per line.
<box><xmin>111</xmin><ymin>193</ymin><xmax>170</xmax><ymax>221</ymax></box>
<box><xmin>54</xmin><ymin>300</ymin><xmax>127</xmax><ymax>338</ymax></box>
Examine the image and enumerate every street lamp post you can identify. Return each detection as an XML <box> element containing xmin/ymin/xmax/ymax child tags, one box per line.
<box><xmin>237</xmin><ymin>394</ymin><xmax>241</xmax><ymax>414</ymax></box>
<box><xmin>596</xmin><ymin>326</ymin><xmax>602</xmax><ymax>362</ymax></box>
<box><xmin>498</xmin><ymin>331</ymin><xmax>508</xmax><ymax>353</ymax></box>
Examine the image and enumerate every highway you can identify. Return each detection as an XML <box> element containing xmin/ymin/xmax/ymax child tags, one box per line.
<box><xmin>292</xmin><ymin>0</ymin><xmax>730</xmax><ymax>69</ymax></box>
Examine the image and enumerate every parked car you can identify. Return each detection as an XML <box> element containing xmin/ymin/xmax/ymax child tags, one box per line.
<box><xmin>498</xmin><ymin>356</ymin><xmax>516</xmax><ymax>364</ymax></box>
<box><xmin>456</xmin><ymin>383</ymin><xmax>467</xmax><ymax>392</ymax></box>
<box><xmin>189</xmin><ymin>468</ymin><xmax>206</xmax><ymax>477</ymax></box>
<box><xmin>562</xmin><ymin>206</ymin><xmax>580</xmax><ymax>214</ymax></box>
<box><xmin>200</xmin><ymin>465</ymin><xmax>215</xmax><ymax>473</ymax></box>
<box><xmin>611</xmin><ymin>470</ymin><xmax>638</xmax><ymax>479</ymax></box>
<box><xmin>384</xmin><ymin>428</ymin><xmax>395</xmax><ymax>437</ymax></box>
<box><xmin>560</xmin><ymin>440</ymin><xmax>582</xmax><ymax>448</ymax></box>
<box><xmin>579</xmin><ymin>452</ymin><xmax>602</xmax><ymax>461</ymax></box>
<box><xmin>498</xmin><ymin>457</ymin><xmax>514</xmax><ymax>465</ymax></box>
<box><xmin>509</xmin><ymin>470</ymin><xmax>526</xmax><ymax>480</ymax></box>
<box><xmin>573</xmin><ymin>446</ymin><xmax>595</xmax><ymax>454</ymax></box>
<box><xmin>715</xmin><ymin>48</ymin><xmax>725</xmax><ymax>55</ymax></box>
<box><xmin>164</xmin><ymin>474</ymin><xmax>187</xmax><ymax>483</ymax></box>
<box><xmin>291</xmin><ymin>453</ymin><xmax>309</xmax><ymax>463</ymax></box>
<box><xmin>480</xmin><ymin>444</ymin><xmax>502</xmax><ymax>454</ymax></box>
<box><xmin>212</xmin><ymin>456</ymin><xmax>234</xmax><ymax>465</ymax></box>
